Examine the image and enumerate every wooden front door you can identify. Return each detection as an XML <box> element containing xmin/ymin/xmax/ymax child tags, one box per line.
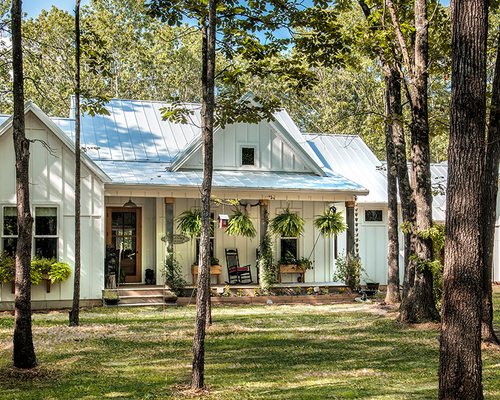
<box><xmin>106</xmin><ymin>207</ymin><xmax>142</xmax><ymax>283</ymax></box>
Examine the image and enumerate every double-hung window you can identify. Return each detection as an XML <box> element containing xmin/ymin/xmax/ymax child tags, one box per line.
<box><xmin>34</xmin><ymin>207</ymin><xmax>58</xmax><ymax>259</ymax></box>
<box><xmin>2</xmin><ymin>206</ymin><xmax>17</xmax><ymax>256</ymax></box>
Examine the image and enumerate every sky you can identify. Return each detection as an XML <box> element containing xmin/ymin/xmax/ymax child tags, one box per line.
<box><xmin>26</xmin><ymin>0</ymin><xmax>450</xmax><ymax>18</ymax></box>
<box><xmin>24</xmin><ymin>0</ymin><xmax>90</xmax><ymax>17</ymax></box>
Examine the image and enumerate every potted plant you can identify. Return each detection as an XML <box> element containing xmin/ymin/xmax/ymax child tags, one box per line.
<box><xmin>177</xmin><ymin>209</ymin><xmax>202</xmax><ymax>238</ymax></box>
<box><xmin>270</xmin><ymin>208</ymin><xmax>305</xmax><ymax>237</ymax></box>
<box><xmin>102</xmin><ymin>289</ymin><xmax>120</xmax><ymax>305</ymax></box>
<box><xmin>225</xmin><ymin>209</ymin><xmax>256</xmax><ymax>238</ymax></box>
<box><xmin>314</xmin><ymin>207</ymin><xmax>346</xmax><ymax>237</ymax></box>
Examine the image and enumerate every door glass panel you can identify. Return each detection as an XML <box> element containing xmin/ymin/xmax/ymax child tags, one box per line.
<box><xmin>110</xmin><ymin>211</ymin><xmax>138</xmax><ymax>281</ymax></box>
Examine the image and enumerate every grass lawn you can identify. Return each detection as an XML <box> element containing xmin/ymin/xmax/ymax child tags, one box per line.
<box><xmin>0</xmin><ymin>296</ymin><xmax>499</xmax><ymax>400</ymax></box>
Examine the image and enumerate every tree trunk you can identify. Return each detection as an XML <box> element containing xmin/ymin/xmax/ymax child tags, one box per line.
<box><xmin>191</xmin><ymin>0</ymin><xmax>216</xmax><ymax>390</ymax></box>
<box><xmin>388</xmin><ymin>67</ymin><xmax>415</xmax><ymax>304</ymax></box>
<box><xmin>383</xmin><ymin>64</ymin><xmax>401</xmax><ymax>304</ymax></box>
<box><xmin>11</xmin><ymin>0</ymin><xmax>37</xmax><ymax>369</ymax></box>
<box><xmin>439</xmin><ymin>1</ymin><xmax>488</xmax><ymax>398</ymax></box>
<box><xmin>480</xmin><ymin>25</ymin><xmax>500</xmax><ymax>346</ymax></box>
<box><xmin>69</xmin><ymin>0</ymin><xmax>82</xmax><ymax>328</ymax></box>
<box><xmin>399</xmin><ymin>0</ymin><xmax>439</xmax><ymax>323</ymax></box>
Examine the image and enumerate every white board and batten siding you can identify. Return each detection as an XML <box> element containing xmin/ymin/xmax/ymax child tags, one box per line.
<box><xmin>0</xmin><ymin>111</ymin><xmax>106</xmax><ymax>304</ymax></box>
<box><xmin>183</xmin><ymin>121</ymin><xmax>311</xmax><ymax>173</ymax></box>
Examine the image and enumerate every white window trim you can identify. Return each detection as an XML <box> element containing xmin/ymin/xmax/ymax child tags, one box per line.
<box><xmin>33</xmin><ymin>204</ymin><xmax>60</xmax><ymax>259</ymax></box>
<box><xmin>239</xmin><ymin>144</ymin><xmax>259</xmax><ymax>168</ymax></box>
<box><xmin>1</xmin><ymin>204</ymin><xmax>18</xmax><ymax>255</ymax></box>
<box><xmin>363</xmin><ymin>209</ymin><xmax>385</xmax><ymax>224</ymax></box>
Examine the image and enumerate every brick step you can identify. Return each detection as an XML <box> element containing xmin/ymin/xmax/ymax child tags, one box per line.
<box><xmin>117</xmin><ymin>289</ymin><xmax>166</xmax><ymax>297</ymax></box>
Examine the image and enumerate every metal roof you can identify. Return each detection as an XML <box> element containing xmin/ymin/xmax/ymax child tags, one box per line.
<box><xmin>0</xmin><ymin>115</ymin><xmax>8</xmax><ymax>125</ymax></box>
<box><xmin>60</xmin><ymin>98</ymin><xmax>202</xmax><ymax>163</ymax></box>
<box><xmin>303</xmin><ymin>134</ymin><xmax>387</xmax><ymax>203</ymax></box>
<box><xmin>96</xmin><ymin>160</ymin><xmax>366</xmax><ymax>192</ymax></box>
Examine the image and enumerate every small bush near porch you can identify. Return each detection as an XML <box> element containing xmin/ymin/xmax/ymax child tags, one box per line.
<box><xmin>0</xmin><ymin>296</ymin><xmax>499</xmax><ymax>399</ymax></box>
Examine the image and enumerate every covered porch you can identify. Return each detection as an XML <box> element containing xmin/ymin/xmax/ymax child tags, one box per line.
<box><xmin>104</xmin><ymin>184</ymin><xmax>362</xmax><ymax>288</ymax></box>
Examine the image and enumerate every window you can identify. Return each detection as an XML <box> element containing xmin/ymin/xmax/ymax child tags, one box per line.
<box><xmin>280</xmin><ymin>238</ymin><xmax>298</xmax><ymax>262</ymax></box>
<box><xmin>365</xmin><ymin>209</ymin><xmax>383</xmax><ymax>222</ymax></box>
<box><xmin>2</xmin><ymin>207</ymin><xmax>17</xmax><ymax>256</ymax></box>
<box><xmin>34</xmin><ymin>207</ymin><xmax>58</xmax><ymax>259</ymax></box>
<box><xmin>241</xmin><ymin>147</ymin><xmax>255</xmax><ymax>166</ymax></box>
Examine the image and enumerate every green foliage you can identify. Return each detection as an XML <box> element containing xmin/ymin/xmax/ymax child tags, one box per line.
<box><xmin>270</xmin><ymin>208</ymin><xmax>305</xmax><ymax>238</ymax></box>
<box><xmin>102</xmin><ymin>289</ymin><xmax>119</xmax><ymax>300</ymax></box>
<box><xmin>49</xmin><ymin>262</ymin><xmax>71</xmax><ymax>284</ymax></box>
<box><xmin>314</xmin><ymin>208</ymin><xmax>346</xmax><ymax>237</ymax></box>
<box><xmin>415</xmin><ymin>223</ymin><xmax>446</xmax><ymax>308</ymax></box>
<box><xmin>176</xmin><ymin>209</ymin><xmax>202</xmax><ymax>238</ymax></box>
<box><xmin>162</xmin><ymin>256</ymin><xmax>187</xmax><ymax>296</ymax></box>
<box><xmin>0</xmin><ymin>252</ymin><xmax>15</xmax><ymax>284</ymax></box>
<box><xmin>333</xmin><ymin>252</ymin><xmax>363</xmax><ymax>291</ymax></box>
<box><xmin>259</xmin><ymin>225</ymin><xmax>277</xmax><ymax>292</ymax></box>
<box><xmin>226</xmin><ymin>209</ymin><xmax>257</xmax><ymax>238</ymax></box>
<box><xmin>30</xmin><ymin>258</ymin><xmax>56</xmax><ymax>285</ymax></box>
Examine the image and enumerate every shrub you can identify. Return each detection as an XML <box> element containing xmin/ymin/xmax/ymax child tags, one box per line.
<box><xmin>0</xmin><ymin>252</ymin><xmax>15</xmax><ymax>283</ymax></box>
<box><xmin>333</xmin><ymin>252</ymin><xmax>363</xmax><ymax>291</ymax></box>
<box><xmin>162</xmin><ymin>256</ymin><xmax>187</xmax><ymax>296</ymax></box>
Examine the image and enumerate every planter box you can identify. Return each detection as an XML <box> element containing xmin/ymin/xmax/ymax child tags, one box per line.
<box><xmin>279</xmin><ymin>264</ymin><xmax>306</xmax><ymax>283</ymax></box>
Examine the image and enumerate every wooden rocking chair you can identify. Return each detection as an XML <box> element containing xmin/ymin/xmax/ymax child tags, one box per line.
<box><xmin>225</xmin><ymin>248</ymin><xmax>253</xmax><ymax>284</ymax></box>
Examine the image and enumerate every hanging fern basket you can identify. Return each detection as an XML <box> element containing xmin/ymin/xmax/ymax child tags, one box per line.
<box><xmin>270</xmin><ymin>208</ymin><xmax>305</xmax><ymax>237</ymax></box>
<box><xmin>176</xmin><ymin>209</ymin><xmax>202</xmax><ymax>238</ymax></box>
<box><xmin>314</xmin><ymin>208</ymin><xmax>346</xmax><ymax>237</ymax></box>
<box><xmin>225</xmin><ymin>209</ymin><xmax>257</xmax><ymax>238</ymax></box>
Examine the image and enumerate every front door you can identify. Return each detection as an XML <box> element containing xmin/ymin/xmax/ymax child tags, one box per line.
<box><xmin>106</xmin><ymin>207</ymin><xmax>142</xmax><ymax>283</ymax></box>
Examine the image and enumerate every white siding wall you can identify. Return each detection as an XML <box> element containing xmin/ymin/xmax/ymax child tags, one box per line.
<box><xmin>0</xmin><ymin>112</ymin><xmax>105</xmax><ymax>302</ymax></box>
<box><xmin>357</xmin><ymin>205</ymin><xmax>389</xmax><ymax>285</ymax></box>
<box><xmin>183</xmin><ymin>121</ymin><xmax>310</xmax><ymax>173</ymax></box>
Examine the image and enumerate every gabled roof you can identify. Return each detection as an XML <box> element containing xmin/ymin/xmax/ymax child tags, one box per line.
<box><xmin>0</xmin><ymin>101</ymin><xmax>110</xmax><ymax>183</ymax></box>
<box><xmin>303</xmin><ymin>134</ymin><xmax>387</xmax><ymax>203</ymax></box>
<box><xmin>170</xmin><ymin>105</ymin><xmax>326</xmax><ymax>176</ymax></box>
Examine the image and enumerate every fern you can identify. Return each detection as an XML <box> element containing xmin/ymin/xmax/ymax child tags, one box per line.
<box><xmin>314</xmin><ymin>209</ymin><xmax>346</xmax><ymax>237</ymax></box>
<box><xmin>226</xmin><ymin>209</ymin><xmax>257</xmax><ymax>238</ymax></box>
<box><xmin>270</xmin><ymin>208</ymin><xmax>304</xmax><ymax>237</ymax></box>
<box><xmin>176</xmin><ymin>209</ymin><xmax>202</xmax><ymax>238</ymax></box>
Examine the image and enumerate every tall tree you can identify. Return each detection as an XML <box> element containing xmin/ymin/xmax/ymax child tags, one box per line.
<box><xmin>386</xmin><ymin>0</ymin><xmax>439</xmax><ymax>322</ymax></box>
<box><xmin>480</xmin><ymin>26</ymin><xmax>500</xmax><ymax>345</ymax></box>
<box><xmin>69</xmin><ymin>0</ymin><xmax>82</xmax><ymax>327</ymax></box>
<box><xmin>384</xmin><ymin>64</ymin><xmax>401</xmax><ymax>305</ymax></box>
<box><xmin>439</xmin><ymin>0</ymin><xmax>488</xmax><ymax>398</ymax></box>
<box><xmin>11</xmin><ymin>0</ymin><xmax>37</xmax><ymax>369</ymax></box>
<box><xmin>190</xmin><ymin>0</ymin><xmax>217</xmax><ymax>386</ymax></box>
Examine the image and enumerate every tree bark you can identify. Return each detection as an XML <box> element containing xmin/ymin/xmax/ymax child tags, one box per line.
<box><xmin>69</xmin><ymin>0</ymin><xmax>82</xmax><ymax>328</ymax></box>
<box><xmin>383</xmin><ymin>64</ymin><xmax>401</xmax><ymax>304</ymax></box>
<box><xmin>191</xmin><ymin>0</ymin><xmax>216</xmax><ymax>390</ymax></box>
<box><xmin>388</xmin><ymin>67</ymin><xmax>416</xmax><ymax>303</ymax></box>
<box><xmin>480</xmin><ymin>25</ymin><xmax>500</xmax><ymax>346</ymax></box>
<box><xmin>439</xmin><ymin>0</ymin><xmax>488</xmax><ymax>398</ymax></box>
<box><xmin>388</xmin><ymin>0</ymin><xmax>439</xmax><ymax>322</ymax></box>
<box><xmin>11</xmin><ymin>0</ymin><xmax>37</xmax><ymax>369</ymax></box>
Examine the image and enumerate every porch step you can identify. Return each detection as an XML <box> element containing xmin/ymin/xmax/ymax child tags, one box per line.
<box><xmin>102</xmin><ymin>285</ymin><xmax>177</xmax><ymax>306</ymax></box>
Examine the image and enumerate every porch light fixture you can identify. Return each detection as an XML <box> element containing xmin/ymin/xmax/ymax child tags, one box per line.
<box><xmin>123</xmin><ymin>197</ymin><xmax>137</xmax><ymax>208</ymax></box>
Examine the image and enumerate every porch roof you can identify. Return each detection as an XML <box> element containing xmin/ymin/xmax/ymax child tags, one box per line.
<box><xmin>96</xmin><ymin>160</ymin><xmax>368</xmax><ymax>193</ymax></box>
